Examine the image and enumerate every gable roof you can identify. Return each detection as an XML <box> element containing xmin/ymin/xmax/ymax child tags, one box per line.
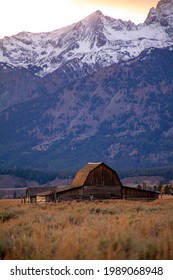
<box><xmin>71</xmin><ymin>162</ymin><xmax>103</xmax><ymax>187</ymax></box>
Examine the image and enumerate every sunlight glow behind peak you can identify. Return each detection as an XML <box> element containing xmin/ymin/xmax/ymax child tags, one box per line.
<box><xmin>0</xmin><ymin>0</ymin><xmax>158</xmax><ymax>39</ymax></box>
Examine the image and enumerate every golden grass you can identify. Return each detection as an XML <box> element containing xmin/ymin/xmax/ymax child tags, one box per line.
<box><xmin>0</xmin><ymin>197</ymin><xmax>173</xmax><ymax>260</ymax></box>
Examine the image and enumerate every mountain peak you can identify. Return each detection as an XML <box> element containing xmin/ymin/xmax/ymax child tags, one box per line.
<box><xmin>93</xmin><ymin>10</ymin><xmax>104</xmax><ymax>16</ymax></box>
<box><xmin>1</xmin><ymin>2</ymin><xmax>173</xmax><ymax>78</ymax></box>
<box><xmin>82</xmin><ymin>10</ymin><xmax>105</xmax><ymax>31</ymax></box>
<box><xmin>84</xmin><ymin>10</ymin><xmax>104</xmax><ymax>23</ymax></box>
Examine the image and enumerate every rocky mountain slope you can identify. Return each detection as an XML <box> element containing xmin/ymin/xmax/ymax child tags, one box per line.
<box><xmin>145</xmin><ymin>0</ymin><xmax>173</xmax><ymax>28</ymax></box>
<box><xmin>0</xmin><ymin>46</ymin><xmax>173</xmax><ymax>170</ymax></box>
<box><xmin>0</xmin><ymin>0</ymin><xmax>173</xmax><ymax>171</ymax></box>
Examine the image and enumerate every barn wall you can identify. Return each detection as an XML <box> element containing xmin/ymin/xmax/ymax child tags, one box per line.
<box><xmin>85</xmin><ymin>165</ymin><xmax>122</xmax><ymax>187</ymax></box>
<box><xmin>55</xmin><ymin>185</ymin><xmax>122</xmax><ymax>201</ymax></box>
<box><xmin>123</xmin><ymin>187</ymin><xmax>159</xmax><ymax>200</ymax></box>
<box><xmin>82</xmin><ymin>165</ymin><xmax>122</xmax><ymax>199</ymax></box>
<box><xmin>30</xmin><ymin>196</ymin><xmax>36</xmax><ymax>203</ymax></box>
<box><xmin>83</xmin><ymin>185</ymin><xmax>122</xmax><ymax>199</ymax></box>
<box><xmin>56</xmin><ymin>187</ymin><xmax>84</xmax><ymax>201</ymax></box>
<box><xmin>36</xmin><ymin>196</ymin><xmax>46</xmax><ymax>203</ymax></box>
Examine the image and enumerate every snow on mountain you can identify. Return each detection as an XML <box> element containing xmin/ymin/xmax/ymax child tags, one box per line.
<box><xmin>0</xmin><ymin>1</ymin><xmax>173</xmax><ymax>77</ymax></box>
<box><xmin>1</xmin><ymin>0</ymin><xmax>173</xmax><ymax>171</ymax></box>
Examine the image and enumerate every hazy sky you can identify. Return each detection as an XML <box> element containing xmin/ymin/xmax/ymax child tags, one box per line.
<box><xmin>0</xmin><ymin>0</ymin><xmax>159</xmax><ymax>39</ymax></box>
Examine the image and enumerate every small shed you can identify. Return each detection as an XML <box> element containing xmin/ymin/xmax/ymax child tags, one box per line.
<box><xmin>26</xmin><ymin>186</ymin><xmax>57</xmax><ymax>203</ymax></box>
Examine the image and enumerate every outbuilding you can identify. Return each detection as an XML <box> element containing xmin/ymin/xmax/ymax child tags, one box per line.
<box><xmin>26</xmin><ymin>186</ymin><xmax>57</xmax><ymax>203</ymax></box>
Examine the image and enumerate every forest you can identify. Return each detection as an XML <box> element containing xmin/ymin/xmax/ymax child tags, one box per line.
<box><xmin>0</xmin><ymin>168</ymin><xmax>66</xmax><ymax>185</ymax></box>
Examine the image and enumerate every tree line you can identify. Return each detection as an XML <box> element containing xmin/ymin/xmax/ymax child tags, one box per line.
<box><xmin>0</xmin><ymin>166</ymin><xmax>173</xmax><ymax>186</ymax></box>
<box><xmin>0</xmin><ymin>168</ymin><xmax>74</xmax><ymax>185</ymax></box>
<box><xmin>118</xmin><ymin>166</ymin><xmax>173</xmax><ymax>181</ymax></box>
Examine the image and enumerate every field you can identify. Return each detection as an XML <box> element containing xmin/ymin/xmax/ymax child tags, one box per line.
<box><xmin>0</xmin><ymin>197</ymin><xmax>173</xmax><ymax>260</ymax></box>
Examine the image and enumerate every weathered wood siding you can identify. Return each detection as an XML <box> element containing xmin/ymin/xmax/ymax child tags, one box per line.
<box><xmin>85</xmin><ymin>164</ymin><xmax>122</xmax><ymax>187</ymax></box>
<box><xmin>26</xmin><ymin>186</ymin><xmax>57</xmax><ymax>203</ymax></box>
<box><xmin>83</xmin><ymin>164</ymin><xmax>122</xmax><ymax>199</ymax></box>
<box><xmin>30</xmin><ymin>195</ymin><xmax>51</xmax><ymax>203</ymax></box>
<box><xmin>123</xmin><ymin>187</ymin><xmax>159</xmax><ymax>200</ymax></box>
<box><xmin>36</xmin><ymin>196</ymin><xmax>46</xmax><ymax>203</ymax></box>
<box><xmin>30</xmin><ymin>196</ymin><xmax>36</xmax><ymax>203</ymax></box>
<box><xmin>83</xmin><ymin>185</ymin><xmax>122</xmax><ymax>199</ymax></box>
<box><xmin>56</xmin><ymin>187</ymin><xmax>83</xmax><ymax>201</ymax></box>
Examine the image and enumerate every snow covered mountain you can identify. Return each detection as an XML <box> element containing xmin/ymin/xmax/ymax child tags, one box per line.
<box><xmin>0</xmin><ymin>0</ymin><xmax>173</xmax><ymax>171</ymax></box>
<box><xmin>0</xmin><ymin>0</ymin><xmax>173</xmax><ymax>77</ymax></box>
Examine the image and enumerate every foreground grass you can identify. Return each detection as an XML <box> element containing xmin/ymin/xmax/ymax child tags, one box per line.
<box><xmin>0</xmin><ymin>198</ymin><xmax>173</xmax><ymax>260</ymax></box>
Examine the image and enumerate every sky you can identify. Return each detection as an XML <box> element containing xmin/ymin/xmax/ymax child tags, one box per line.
<box><xmin>0</xmin><ymin>0</ymin><xmax>159</xmax><ymax>39</ymax></box>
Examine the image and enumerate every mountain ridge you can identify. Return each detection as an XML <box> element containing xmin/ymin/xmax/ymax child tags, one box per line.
<box><xmin>0</xmin><ymin>0</ymin><xmax>173</xmax><ymax>78</ymax></box>
<box><xmin>0</xmin><ymin>0</ymin><xmax>173</xmax><ymax>171</ymax></box>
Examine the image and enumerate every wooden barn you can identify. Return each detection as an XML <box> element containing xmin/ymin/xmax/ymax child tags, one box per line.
<box><xmin>27</xmin><ymin>162</ymin><xmax>159</xmax><ymax>203</ymax></box>
<box><xmin>44</xmin><ymin>162</ymin><xmax>122</xmax><ymax>202</ymax></box>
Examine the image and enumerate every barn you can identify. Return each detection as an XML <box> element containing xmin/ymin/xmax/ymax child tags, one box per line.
<box><xmin>26</xmin><ymin>162</ymin><xmax>159</xmax><ymax>203</ymax></box>
<box><xmin>27</xmin><ymin>162</ymin><xmax>122</xmax><ymax>203</ymax></box>
<box><xmin>56</xmin><ymin>162</ymin><xmax>122</xmax><ymax>201</ymax></box>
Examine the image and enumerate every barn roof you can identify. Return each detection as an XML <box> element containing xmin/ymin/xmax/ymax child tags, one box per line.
<box><xmin>71</xmin><ymin>162</ymin><xmax>103</xmax><ymax>187</ymax></box>
<box><xmin>26</xmin><ymin>186</ymin><xmax>57</xmax><ymax>197</ymax></box>
<box><xmin>123</xmin><ymin>185</ymin><xmax>160</xmax><ymax>194</ymax></box>
<box><xmin>37</xmin><ymin>185</ymin><xmax>82</xmax><ymax>196</ymax></box>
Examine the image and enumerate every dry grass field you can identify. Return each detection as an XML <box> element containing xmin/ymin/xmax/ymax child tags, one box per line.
<box><xmin>0</xmin><ymin>197</ymin><xmax>173</xmax><ymax>260</ymax></box>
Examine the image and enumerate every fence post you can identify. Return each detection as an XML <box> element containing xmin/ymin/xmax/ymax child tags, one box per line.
<box><xmin>53</xmin><ymin>190</ymin><xmax>56</xmax><ymax>203</ymax></box>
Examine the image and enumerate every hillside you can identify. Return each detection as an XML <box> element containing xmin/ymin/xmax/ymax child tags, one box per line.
<box><xmin>1</xmin><ymin>47</ymin><xmax>173</xmax><ymax>170</ymax></box>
